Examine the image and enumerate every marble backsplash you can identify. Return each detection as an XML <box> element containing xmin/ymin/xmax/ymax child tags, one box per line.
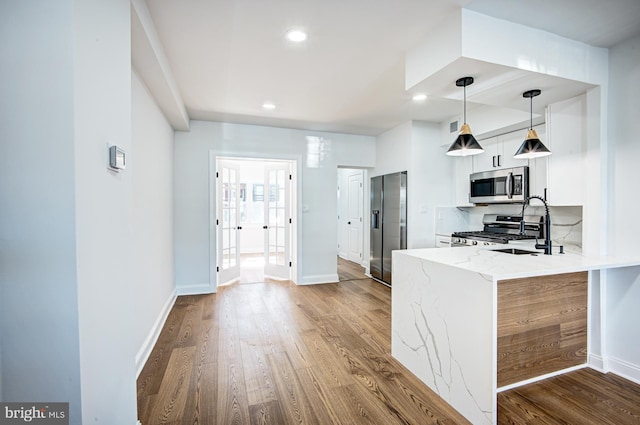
<box><xmin>435</xmin><ymin>205</ymin><xmax>583</xmax><ymax>252</ymax></box>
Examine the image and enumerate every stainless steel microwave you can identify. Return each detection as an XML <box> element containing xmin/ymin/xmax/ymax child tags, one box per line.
<box><xmin>469</xmin><ymin>166</ymin><xmax>529</xmax><ymax>204</ymax></box>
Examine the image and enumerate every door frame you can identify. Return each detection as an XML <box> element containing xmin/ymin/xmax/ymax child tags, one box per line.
<box><xmin>209</xmin><ymin>153</ymin><xmax>299</xmax><ymax>291</ymax></box>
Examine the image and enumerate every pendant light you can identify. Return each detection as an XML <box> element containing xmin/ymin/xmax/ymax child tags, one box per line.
<box><xmin>446</xmin><ymin>76</ymin><xmax>483</xmax><ymax>156</ymax></box>
<box><xmin>514</xmin><ymin>89</ymin><xmax>551</xmax><ymax>159</ymax></box>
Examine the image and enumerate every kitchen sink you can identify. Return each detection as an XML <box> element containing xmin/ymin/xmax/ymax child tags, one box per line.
<box><xmin>490</xmin><ymin>248</ymin><xmax>538</xmax><ymax>255</ymax></box>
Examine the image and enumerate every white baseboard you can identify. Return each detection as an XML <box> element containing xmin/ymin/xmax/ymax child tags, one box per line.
<box><xmin>497</xmin><ymin>364</ymin><xmax>588</xmax><ymax>392</ymax></box>
<box><xmin>135</xmin><ymin>289</ymin><xmax>177</xmax><ymax>377</ymax></box>
<box><xmin>588</xmin><ymin>353</ymin><xmax>605</xmax><ymax>372</ymax></box>
<box><xmin>298</xmin><ymin>274</ymin><xmax>339</xmax><ymax>285</ymax></box>
<box><xmin>607</xmin><ymin>355</ymin><xmax>640</xmax><ymax>385</ymax></box>
<box><xmin>176</xmin><ymin>282</ymin><xmax>216</xmax><ymax>295</ymax></box>
<box><xmin>495</xmin><ymin>359</ymin><xmax>640</xmax><ymax>393</ymax></box>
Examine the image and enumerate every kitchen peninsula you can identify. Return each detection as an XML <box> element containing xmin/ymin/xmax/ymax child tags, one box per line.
<box><xmin>391</xmin><ymin>245</ymin><xmax>640</xmax><ymax>425</ymax></box>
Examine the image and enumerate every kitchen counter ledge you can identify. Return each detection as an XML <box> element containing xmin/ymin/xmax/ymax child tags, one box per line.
<box><xmin>398</xmin><ymin>244</ymin><xmax>640</xmax><ymax>280</ymax></box>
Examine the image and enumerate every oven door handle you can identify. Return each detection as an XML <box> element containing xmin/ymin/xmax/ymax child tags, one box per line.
<box><xmin>506</xmin><ymin>172</ymin><xmax>513</xmax><ymax>199</ymax></box>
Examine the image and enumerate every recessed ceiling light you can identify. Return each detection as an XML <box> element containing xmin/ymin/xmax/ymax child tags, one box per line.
<box><xmin>262</xmin><ymin>102</ymin><xmax>276</xmax><ymax>110</ymax></box>
<box><xmin>412</xmin><ymin>93</ymin><xmax>428</xmax><ymax>102</ymax></box>
<box><xmin>286</xmin><ymin>29</ymin><xmax>308</xmax><ymax>43</ymax></box>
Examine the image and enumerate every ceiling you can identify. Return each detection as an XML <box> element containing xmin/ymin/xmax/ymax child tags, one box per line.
<box><xmin>137</xmin><ymin>0</ymin><xmax>640</xmax><ymax>136</ymax></box>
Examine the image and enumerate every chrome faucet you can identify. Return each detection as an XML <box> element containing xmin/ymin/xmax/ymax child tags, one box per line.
<box><xmin>520</xmin><ymin>195</ymin><xmax>552</xmax><ymax>255</ymax></box>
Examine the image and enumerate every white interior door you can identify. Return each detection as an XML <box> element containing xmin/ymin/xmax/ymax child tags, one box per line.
<box><xmin>263</xmin><ymin>164</ymin><xmax>290</xmax><ymax>279</ymax></box>
<box><xmin>347</xmin><ymin>171</ymin><xmax>363</xmax><ymax>263</ymax></box>
<box><xmin>217</xmin><ymin>160</ymin><xmax>241</xmax><ymax>284</ymax></box>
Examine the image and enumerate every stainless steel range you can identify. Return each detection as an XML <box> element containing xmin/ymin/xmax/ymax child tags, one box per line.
<box><xmin>451</xmin><ymin>214</ymin><xmax>544</xmax><ymax>247</ymax></box>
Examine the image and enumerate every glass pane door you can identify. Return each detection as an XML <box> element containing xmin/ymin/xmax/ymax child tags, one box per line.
<box><xmin>264</xmin><ymin>164</ymin><xmax>290</xmax><ymax>279</ymax></box>
<box><xmin>217</xmin><ymin>160</ymin><xmax>241</xmax><ymax>284</ymax></box>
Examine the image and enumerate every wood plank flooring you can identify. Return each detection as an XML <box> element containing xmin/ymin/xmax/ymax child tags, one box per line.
<box><xmin>498</xmin><ymin>367</ymin><xmax>640</xmax><ymax>424</ymax></box>
<box><xmin>337</xmin><ymin>256</ymin><xmax>367</xmax><ymax>281</ymax></box>
<box><xmin>138</xmin><ymin>257</ymin><xmax>640</xmax><ymax>425</ymax></box>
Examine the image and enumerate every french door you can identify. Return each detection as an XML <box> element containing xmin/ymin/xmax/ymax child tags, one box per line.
<box><xmin>216</xmin><ymin>158</ymin><xmax>293</xmax><ymax>285</ymax></box>
<box><xmin>217</xmin><ymin>160</ymin><xmax>241</xmax><ymax>284</ymax></box>
<box><xmin>263</xmin><ymin>164</ymin><xmax>291</xmax><ymax>279</ymax></box>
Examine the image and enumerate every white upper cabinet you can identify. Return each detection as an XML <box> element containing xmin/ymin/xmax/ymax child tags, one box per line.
<box><xmin>473</xmin><ymin>136</ymin><xmax>499</xmax><ymax>171</ymax></box>
<box><xmin>450</xmin><ymin>92</ymin><xmax>586</xmax><ymax>208</ymax></box>
<box><xmin>545</xmin><ymin>94</ymin><xmax>586</xmax><ymax>206</ymax></box>
<box><xmin>453</xmin><ymin>155</ymin><xmax>474</xmax><ymax>207</ymax></box>
<box><xmin>524</xmin><ymin>125</ymin><xmax>548</xmax><ymax>198</ymax></box>
<box><xmin>473</xmin><ymin>130</ymin><xmax>530</xmax><ymax>172</ymax></box>
<box><xmin>453</xmin><ymin>125</ymin><xmax>547</xmax><ymax>207</ymax></box>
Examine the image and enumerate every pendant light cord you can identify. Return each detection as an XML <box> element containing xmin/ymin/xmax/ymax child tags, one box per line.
<box><xmin>463</xmin><ymin>84</ymin><xmax>467</xmax><ymax>124</ymax></box>
<box><xmin>530</xmin><ymin>95</ymin><xmax>533</xmax><ymax>130</ymax></box>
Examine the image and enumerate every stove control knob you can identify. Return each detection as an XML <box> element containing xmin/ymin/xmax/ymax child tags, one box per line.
<box><xmin>472</xmin><ymin>240</ymin><xmax>478</xmax><ymax>246</ymax></box>
<box><xmin>484</xmin><ymin>242</ymin><xmax>491</xmax><ymax>246</ymax></box>
<box><xmin>462</xmin><ymin>239</ymin><xmax>467</xmax><ymax>244</ymax></box>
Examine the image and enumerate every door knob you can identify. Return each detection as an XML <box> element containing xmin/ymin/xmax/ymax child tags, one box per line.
<box><xmin>348</xmin><ymin>221</ymin><xmax>351</xmax><ymax>224</ymax></box>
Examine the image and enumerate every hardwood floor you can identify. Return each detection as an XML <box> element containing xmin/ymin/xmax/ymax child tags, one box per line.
<box><xmin>498</xmin><ymin>368</ymin><xmax>640</xmax><ymax>424</ymax></box>
<box><xmin>337</xmin><ymin>256</ymin><xmax>368</xmax><ymax>282</ymax></box>
<box><xmin>137</xmin><ymin>258</ymin><xmax>640</xmax><ymax>425</ymax></box>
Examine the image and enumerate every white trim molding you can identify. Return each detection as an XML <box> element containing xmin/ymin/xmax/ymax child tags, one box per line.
<box><xmin>607</xmin><ymin>355</ymin><xmax>640</xmax><ymax>385</ymax></box>
<box><xmin>298</xmin><ymin>274</ymin><xmax>339</xmax><ymax>285</ymax></box>
<box><xmin>135</xmin><ymin>289</ymin><xmax>177</xmax><ymax>377</ymax></box>
<box><xmin>177</xmin><ymin>283</ymin><xmax>216</xmax><ymax>296</ymax></box>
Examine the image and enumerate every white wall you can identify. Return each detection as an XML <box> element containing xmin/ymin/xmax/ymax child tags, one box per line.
<box><xmin>131</xmin><ymin>70</ymin><xmax>176</xmax><ymax>373</ymax></box>
<box><xmin>604</xmin><ymin>267</ymin><xmax>640</xmax><ymax>381</ymax></box>
<box><xmin>73</xmin><ymin>1</ymin><xmax>138</xmax><ymax>423</ymax></box>
<box><xmin>1</xmin><ymin>1</ymin><xmax>142</xmax><ymax>423</ymax></box>
<box><xmin>610</xmin><ymin>35</ymin><xmax>640</xmax><ymax>257</ymax></box>
<box><xmin>174</xmin><ymin>120</ymin><xmax>376</xmax><ymax>291</ymax></box>
<box><xmin>372</xmin><ymin>121</ymin><xmax>413</xmax><ymax>177</ymax></box>
<box><xmin>0</xmin><ymin>1</ymin><xmax>82</xmax><ymax>416</ymax></box>
<box><xmin>371</xmin><ymin>121</ymin><xmax>454</xmax><ymax>250</ymax></box>
<box><xmin>604</xmin><ymin>33</ymin><xmax>640</xmax><ymax>382</ymax></box>
<box><xmin>411</xmin><ymin>122</ymin><xmax>455</xmax><ymax>247</ymax></box>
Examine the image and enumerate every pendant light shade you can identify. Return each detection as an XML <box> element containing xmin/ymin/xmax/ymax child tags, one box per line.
<box><xmin>447</xmin><ymin>77</ymin><xmax>483</xmax><ymax>156</ymax></box>
<box><xmin>446</xmin><ymin>123</ymin><xmax>484</xmax><ymax>156</ymax></box>
<box><xmin>514</xmin><ymin>89</ymin><xmax>551</xmax><ymax>159</ymax></box>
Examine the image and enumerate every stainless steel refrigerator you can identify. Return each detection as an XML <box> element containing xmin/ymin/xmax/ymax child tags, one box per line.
<box><xmin>370</xmin><ymin>171</ymin><xmax>407</xmax><ymax>286</ymax></box>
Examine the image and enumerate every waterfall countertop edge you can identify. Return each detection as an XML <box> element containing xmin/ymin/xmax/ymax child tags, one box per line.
<box><xmin>393</xmin><ymin>245</ymin><xmax>640</xmax><ymax>280</ymax></box>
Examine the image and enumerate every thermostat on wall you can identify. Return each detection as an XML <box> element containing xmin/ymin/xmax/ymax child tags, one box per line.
<box><xmin>109</xmin><ymin>145</ymin><xmax>126</xmax><ymax>171</ymax></box>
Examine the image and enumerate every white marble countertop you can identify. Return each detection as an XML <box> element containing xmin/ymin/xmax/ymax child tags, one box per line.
<box><xmin>396</xmin><ymin>244</ymin><xmax>640</xmax><ymax>280</ymax></box>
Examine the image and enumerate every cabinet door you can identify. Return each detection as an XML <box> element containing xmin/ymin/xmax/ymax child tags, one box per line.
<box><xmin>472</xmin><ymin>134</ymin><xmax>530</xmax><ymax>171</ymax></box>
<box><xmin>473</xmin><ymin>136</ymin><xmax>499</xmax><ymax>171</ymax></box>
<box><xmin>472</xmin><ymin>127</ymin><xmax>547</xmax><ymax>174</ymax></box>
<box><xmin>546</xmin><ymin>95</ymin><xmax>586</xmax><ymax>206</ymax></box>
<box><xmin>454</xmin><ymin>155</ymin><xmax>473</xmax><ymax>206</ymax></box>
<box><xmin>435</xmin><ymin>234</ymin><xmax>451</xmax><ymax>248</ymax></box>
<box><xmin>526</xmin><ymin>125</ymin><xmax>548</xmax><ymax>198</ymax></box>
<box><xmin>498</xmin><ymin>129</ymin><xmax>530</xmax><ymax>170</ymax></box>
